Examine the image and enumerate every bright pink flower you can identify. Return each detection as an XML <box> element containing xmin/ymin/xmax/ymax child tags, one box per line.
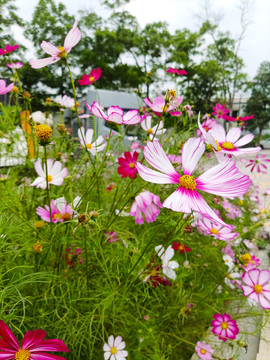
<box><xmin>78</xmin><ymin>67</ymin><xmax>102</xmax><ymax>85</ymax></box>
<box><xmin>136</xmin><ymin>139</ymin><xmax>250</xmax><ymax>226</ymax></box>
<box><xmin>105</xmin><ymin>231</ymin><xmax>118</xmax><ymax>243</ymax></box>
<box><xmin>211</xmin><ymin>313</ymin><xmax>239</xmax><ymax>341</ymax></box>
<box><xmin>243</xmin><ymin>154</ymin><xmax>270</xmax><ymax>174</ymax></box>
<box><xmin>118</xmin><ymin>151</ymin><xmax>138</xmax><ymax>178</ymax></box>
<box><xmin>242</xmin><ymin>269</ymin><xmax>270</xmax><ymax>309</ymax></box>
<box><xmin>195</xmin><ymin>341</ymin><xmax>214</xmax><ymax>360</ymax></box>
<box><xmin>6</xmin><ymin>62</ymin><xmax>24</xmax><ymax>69</ymax></box>
<box><xmin>166</xmin><ymin>67</ymin><xmax>187</xmax><ymax>75</ymax></box>
<box><xmin>0</xmin><ymin>319</ymin><xmax>68</xmax><ymax>359</ymax></box>
<box><xmin>130</xmin><ymin>191</ymin><xmax>162</xmax><ymax>224</ymax></box>
<box><xmin>37</xmin><ymin>197</ymin><xmax>79</xmax><ymax>223</ymax></box>
<box><xmin>144</xmin><ymin>95</ymin><xmax>183</xmax><ymax>116</ymax></box>
<box><xmin>30</xmin><ymin>159</ymin><xmax>68</xmax><ymax>189</ymax></box>
<box><xmin>223</xmin><ymin>114</ymin><xmax>254</xmax><ymax>122</ymax></box>
<box><xmin>0</xmin><ymin>44</ymin><xmax>19</xmax><ymax>55</ymax></box>
<box><xmin>196</xmin><ymin>118</ymin><xmax>218</xmax><ymax>137</ymax></box>
<box><xmin>29</xmin><ymin>21</ymin><xmax>81</xmax><ymax>69</ymax></box>
<box><xmin>172</xmin><ymin>241</ymin><xmax>191</xmax><ymax>253</ymax></box>
<box><xmin>212</xmin><ymin>103</ymin><xmax>229</xmax><ymax>119</ymax></box>
<box><xmin>88</xmin><ymin>101</ymin><xmax>145</xmax><ymax>125</ymax></box>
<box><xmin>0</xmin><ymin>79</ymin><xmax>14</xmax><ymax>95</ymax></box>
<box><xmin>240</xmin><ymin>253</ymin><xmax>260</xmax><ymax>271</ymax></box>
<box><xmin>197</xmin><ymin>216</ymin><xmax>238</xmax><ymax>241</ymax></box>
<box><xmin>78</xmin><ymin>127</ymin><xmax>106</xmax><ymax>155</ymax></box>
<box><xmin>64</xmin><ymin>246</ymin><xmax>83</xmax><ymax>267</ymax></box>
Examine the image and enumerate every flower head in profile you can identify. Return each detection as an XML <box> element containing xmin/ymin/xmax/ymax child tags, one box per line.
<box><xmin>0</xmin><ymin>319</ymin><xmax>68</xmax><ymax>359</ymax></box>
<box><xmin>212</xmin><ymin>103</ymin><xmax>229</xmax><ymax>119</ymax></box>
<box><xmin>78</xmin><ymin>127</ymin><xmax>106</xmax><ymax>155</ymax></box>
<box><xmin>196</xmin><ymin>118</ymin><xmax>218</xmax><ymax>137</ymax></box>
<box><xmin>155</xmin><ymin>245</ymin><xmax>179</xmax><ymax>280</ymax></box>
<box><xmin>118</xmin><ymin>151</ymin><xmax>138</xmax><ymax>178</ymax></box>
<box><xmin>29</xmin><ymin>21</ymin><xmax>81</xmax><ymax>69</ymax></box>
<box><xmin>141</xmin><ymin>116</ymin><xmax>166</xmax><ymax>140</ymax></box>
<box><xmin>130</xmin><ymin>191</ymin><xmax>162</xmax><ymax>224</ymax></box>
<box><xmin>195</xmin><ymin>341</ymin><xmax>214</xmax><ymax>360</ymax></box>
<box><xmin>211</xmin><ymin>313</ymin><xmax>239</xmax><ymax>341</ymax></box>
<box><xmin>35</xmin><ymin>124</ymin><xmax>53</xmax><ymax>145</ymax></box>
<box><xmin>103</xmin><ymin>335</ymin><xmax>128</xmax><ymax>360</ymax></box>
<box><xmin>54</xmin><ymin>95</ymin><xmax>75</xmax><ymax>108</ymax></box>
<box><xmin>0</xmin><ymin>44</ymin><xmax>19</xmax><ymax>55</ymax></box>
<box><xmin>6</xmin><ymin>62</ymin><xmax>23</xmax><ymax>69</ymax></box>
<box><xmin>31</xmin><ymin>159</ymin><xmax>68</xmax><ymax>189</ymax></box>
<box><xmin>78</xmin><ymin>67</ymin><xmax>102</xmax><ymax>85</ymax></box>
<box><xmin>88</xmin><ymin>101</ymin><xmax>146</xmax><ymax>125</ymax></box>
<box><xmin>197</xmin><ymin>216</ymin><xmax>238</xmax><ymax>241</ymax></box>
<box><xmin>0</xmin><ymin>79</ymin><xmax>14</xmax><ymax>95</ymax></box>
<box><xmin>144</xmin><ymin>95</ymin><xmax>183</xmax><ymax>117</ymax></box>
<box><xmin>223</xmin><ymin>114</ymin><xmax>254</xmax><ymax>122</ymax></box>
<box><xmin>242</xmin><ymin>268</ymin><xmax>270</xmax><ymax>309</ymax></box>
<box><xmin>136</xmin><ymin>139</ymin><xmax>250</xmax><ymax>226</ymax></box>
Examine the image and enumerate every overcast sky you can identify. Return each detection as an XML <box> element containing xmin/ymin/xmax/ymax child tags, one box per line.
<box><xmin>14</xmin><ymin>0</ymin><xmax>270</xmax><ymax>78</ymax></box>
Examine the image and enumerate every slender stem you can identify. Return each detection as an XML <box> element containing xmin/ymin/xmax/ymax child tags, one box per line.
<box><xmin>44</xmin><ymin>146</ymin><xmax>53</xmax><ymax>239</ymax></box>
<box><xmin>84</xmin><ymin>227</ymin><xmax>90</xmax><ymax>296</ymax></box>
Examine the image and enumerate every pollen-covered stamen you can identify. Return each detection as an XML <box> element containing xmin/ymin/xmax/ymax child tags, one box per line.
<box><xmin>15</xmin><ymin>349</ymin><xmax>31</xmax><ymax>360</ymax></box>
<box><xmin>242</xmin><ymin>253</ymin><xmax>251</xmax><ymax>265</ymax></box>
<box><xmin>210</xmin><ymin>228</ymin><xmax>219</xmax><ymax>235</ymax></box>
<box><xmin>147</xmin><ymin>128</ymin><xmax>153</xmax><ymax>134</ymax></box>
<box><xmin>110</xmin><ymin>346</ymin><xmax>117</xmax><ymax>355</ymax></box>
<box><xmin>45</xmin><ymin>175</ymin><xmax>52</xmax><ymax>182</ymax></box>
<box><xmin>63</xmin><ymin>213</ymin><xmax>71</xmax><ymax>221</ymax></box>
<box><xmin>129</xmin><ymin>162</ymin><xmax>135</xmax><ymax>169</ymax></box>
<box><xmin>254</xmin><ymin>284</ymin><xmax>263</xmax><ymax>294</ymax></box>
<box><xmin>200</xmin><ymin>349</ymin><xmax>206</xmax><ymax>355</ymax></box>
<box><xmin>86</xmin><ymin>144</ymin><xmax>92</xmax><ymax>149</ymax></box>
<box><xmin>53</xmin><ymin>213</ymin><xmax>63</xmax><ymax>219</ymax></box>
<box><xmin>222</xmin><ymin>141</ymin><xmax>234</xmax><ymax>150</ymax></box>
<box><xmin>58</xmin><ymin>46</ymin><xmax>67</xmax><ymax>59</ymax></box>
<box><xmin>221</xmin><ymin>321</ymin><xmax>228</xmax><ymax>329</ymax></box>
<box><xmin>215</xmin><ymin>141</ymin><xmax>222</xmax><ymax>151</ymax></box>
<box><xmin>179</xmin><ymin>175</ymin><xmax>196</xmax><ymax>190</ymax></box>
<box><xmin>89</xmin><ymin>76</ymin><xmax>95</xmax><ymax>82</ymax></box>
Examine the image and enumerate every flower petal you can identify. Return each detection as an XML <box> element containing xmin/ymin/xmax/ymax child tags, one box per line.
<box><xmin>234</xmin><ymin>134</ymin><xmax>254</xmax><ymax>147</ymax></box>
<box><xmin>226</xmin><ymin>127</ymin><xmax>241</xmax><ymax>143</ymax></box>
<box><xmin>40</xmin><ymin>41</ymin><xmax>59</xmax><ymax>56</ymax></box>
<box><xmin>182</xmin><ymin>137</ymin><xmax>205</xmax><ymax>175</ymax></box>
<box><xmin>136</xmin><ymin>162</ymin><xmax>177</xmax><ymax>184</ymax></box>
<box><xmin>29</xmin><ymin>57</ymin><xmax>60</xmax><ymax>69</ymax></box>
<box><xmin>0</xmin><ymin>320</ymin><xmax>19</xmax><ymax>351</ymax></box>
<box><xmin>64</xmin><ymin>21</ymin><xmax>81</xmax><ymax>50</ymax></box>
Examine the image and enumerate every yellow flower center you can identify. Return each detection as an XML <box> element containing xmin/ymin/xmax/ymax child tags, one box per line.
<box><xmin>46</xmin><ymin>175</ymin><xmax>52</xmax><ymax>182</ymax></box>
<box><xmin>254</xmin><ymin>284</ymin><xmax>263</xmax><ymax>294</ymax></box>
<box><xmin>221</xmin><ymin>321</ymin><xmax>228</xmax><ymax>329</ymax></box>
<box><xmin>110</xmin><ymin>346</ymin><xmax>117</xmax><ymax>355</ymax></box>
<box><xmin>210</xmin><ymin>228</ymin><xmax>219</xmax><ymax>235</ymax></box>
<box><xmin>215</xmin><ymin>140</ymin><xmax>222</xmax><ymax>151</ymax></box>
<box><xmin>222</xmin><ymin>141</ymin><xmax>234</xmax><ymax>150</ymax></box>
<box><xmin>129</xmin><ymin>162</ymin><xmax>135</xmax><ymax>169</ymax></box>
<box><xmin>89</xmin><ymin>76</ymin><xmax>95</xmax><ymax>82</ymax></box>
<box><xmin>58</xmin><ymin>46</ymin><xmax>67</xmax><ymax>58</ymax></box>
<box><xmin>12</xmin><ymin>86</ymin><xmax>19</xmax><ymax>93</ymax></box>
<box><xmin>236</xmin><ymin>116</ymin><xmax>240</xmax><ymax>120</ymax></box>
<box><xmin>34</xmin><ymin>221</ymin><xmax>45</xmax><ymax>228</ymax></box>
<box><xmin>179</xmin><ymin>245</ymin><xmax>184</xmax><ymax>251</ymax></box>
<box><xmin>200</xmin><ymin>349</ymin><xmax>206</xmax><ymax>355</ymax></box>
<box><xmin>179</xmin><ymin>175</ymin><xmax>196</xmax><ymax>190</ymax></box>
<box><xmin>15</xmin><ymin>349</ymin><xmax>31</xmax><ymax>360</ymax></box>
<box><xmin>242</xmin><ymin>253</ymin><xmax>251</xmax><ymax>264</ymax></box>
<box><xmin>33</xmin><ymin>241</ymin><xmax>43</xmax><ymax>253</ymax></box>
<box><xmin>86</xmin><ymin>144</ymin><xmax>92</xmax><ymax>149</ymax></box>
<box><xmin>150</xmin><ymin>269</ymin><xmax>157</xmax><ymax>276</ymax></box>
<box><xmin>53</xmin><ymin>213</ymin><xmax>63</xmax><ymax>219</ymax></box>
<box><xmin>35</xmin><ymin>124</ymin><xmax>53</xmax><ymax>145</ymax></box>
<box><xmin>162</xmin><ymin>104</ymin><xmax>169</xmax><ymax>111</ymax></box>
<box><xmin>204</xmin><ymin>126</ymin><xmax>209</xmax><ymax>132</ymax></box>
<box><xmin>147</xmin><ymin>128</ymin><xmax>153</xmax><ymax>134</ymax></box>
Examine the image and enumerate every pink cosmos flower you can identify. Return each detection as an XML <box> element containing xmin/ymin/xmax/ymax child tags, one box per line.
<box><xmin>64</xmin><ymin>246</ymin><xmax>83</xmax><ymax>267</ymax></box>
<box><xmin>144</xmin><ymin>95</ymin><xmax>183</xmax><ymax>117</ymax></box>
<box><xmin>130</xmin><ymin>142</ymin><xmax>140</xmax><ymax>151</ymax></box>
<box><xmin>211</xmin><ymin>313</ymin><xmax>239</xmax><ymax>341</ymax></box>
<box><xmin>78</xmin><ymin>127</ymin><xmax>106</xmax><ymax>155</ymax></box>
<box><xmin>222</xmin><ymin>244</ymin><xmax>235</xmax><ymax>259</ymax></box>
<box><xmin>222</xmin><ymin>200</ymin><xmax>242</xmax><ymax>219</ymax></box>
<box><xmin>141</xmin><ymin>116</ymin><xmax>166</xmax><ymax>140</ymax></box>
<box><xmin>88</xmin><ymin>101</ymin><xmax>145</xmax><ymax>125</ymax></box>
<box><xmin>242</xmin><ymin>268</ymin><xmax>270</xmax><ymax>309</ymax></box>
<box><xmin>105</xmin><ymin>231</ymin><xmax>118</xmax><ymax>243</ymax></box>
<box><xmin>30</xmin><ymin>159</ymin><xmax>68</xmax><ymax>189</ymax></box>
<box><xmin>6</xmin><ymin>62</ymin><xmax>24</xmax><ymax>69</ymax></box>
<box><xmin>240</xmin><ymin>253</ymin><xmax>260</xmax><ymax>271</ymax></box>
<box><xmin>195</xmin><ymin>341</ymin><xmax>214</xmax><ymax>360</ymax></box>
<box><xmin>223</xmin><ymin>114</ymin><xmax>254</xmax><ymax>122</ymax></box>
<box><xmin>130</xmin><ymin>191</ymin><xmax>162</xmax><ymax>224</ymax></box>
<box><xmin>0</xmin><ymin>79</ymin><xmax>14</xmax><ymax>95</ymax></box>
<box><xmin>0</xmin><ymin>44</ymin><xmax>19</xmax><ymax>55</ymax></box>
<box><xmin>243</xmin><ymin>154</ymin><xmax>270</xmax><ymax>174</ymax></box>
<box><xmin>136</xmin><ymin>138</ymin><xmax>250</xmax><ymax>226</ymax></box>
<box><xmin>166</xmin><ymin>67</ymin><xmax>188</xmax><ymax>75</ymax></box>
<box><xmin>197</xmin><ymin>216</ymin><xmax>238</xmax><ymax>241</ymax></box>
<box><xmin>172</xmin><ymin>241</ymin><xmax>191</xmax><ymax>253</ymax></box>
<box><xmin>29</xmin><ymin>21</ymin><xmax>81</xmax><ymax>69</ymax></box>
<box><xmin>54</xmin><ymin>95</ymin><xmax>75</xmax><ymax>108</ymax></box>
<box><xmin>78</xmin><ymin>67</ymin><xmax>102</xmax><ymax>85</ymax></box>
<box><xmin>36</xmin><ymin>197</ymin><xmax>79</xmax><ymax>223</ymax></box>
<box><xmin>212</xmin><ymin>103</ymin><xmax>229</xmax><ymax>119</ymax></box>
<box><xmin>0</xmin><ymin>319</ymin><xmax>68</xmax><ymax>359</ymax></box>
<box><xmin>117</xmin><ymin>151</ymin><xmax>138</xmax><ymax>178</ymax></box>
<box><xmin>167</xmin><ymin>154</ymin><xmax>182</xmax><ymax>165</ymax></box>
<box><xmin>196</xmin><ymin>118</ymin><xmax>218</xmax><ymax>137</ymax></box>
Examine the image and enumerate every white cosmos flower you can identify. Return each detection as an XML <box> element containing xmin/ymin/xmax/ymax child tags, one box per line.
<box><xmin>103</xmin><ymin>335</ymin><xmax>128</xmax><ymax>360</ymax></box>
<box><xmin>78</xmin><ymin>127</ymin><xmax>106</xmax><ymax>155</ymax></box>
<box><xmin>30</xmin><ymin>159</ymin><xmax>68</xmax><ymax>189</ymax></box>
<box><xmin>31</xmin><ymin>111</ymin><xmax>53</xmax><ymax>127</ymax></box>
<box><xmin>54</xmin><ymin>94</ymin><xmax>75</xmax><ymax>108</ymax></box>
<box><xmin>155</xmin><ymin>245</ymin><xmax>179</xmax><ymax>280</ymax></box>
<box><xmin>141</xmin><ymin>116</ymin><xmax>167</xmax><ymax>140</ymax></box>
<box><xmin>223</xmin><ymin>254</ymin><xmax>234</xmax><ymax>271</ymax></box>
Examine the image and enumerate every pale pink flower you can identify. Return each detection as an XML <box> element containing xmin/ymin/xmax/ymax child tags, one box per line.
<box><xmin>136</xmin><ymin>138</ymin><xmax>250</xmax><ymax>226</ymax></box>
<box><xmin>141</xmin><ymin>116</ymin><xmax>166</xmax><ymax>139</ymax></box>
<box><xmin>167</xmin><ymin>154</ymin><xmax>182</xmax><ymax>165</ymax></box>
<box><xmin>130</xmin><ymin>191</ymin><xmax>162</xmax><ymax>224</ymax></box>
<box><xmin>144</xmin><ymin>95</ymin><xmax>183</xmax><ymax>116</ymax></box>
<box><xmin>222</xmin><ymin>200</ymin><xmax>242</xmax><ymax>219</ymax></box>
<box><xmin>197</xmin><ymin>216</ymin><xmax>238</xmax><ymax>241</ymax></box>
<box><xmin>195</xmin><ymin>341</ymin><xmax>214</xmax><ymax>360</ymax></box>
<box><xmin>222</xmin><ymin>244</ymin><xmax>235</xmax><ymax>259</ymax></box>
<box><xmin>0</xmin><ymin>79</ymin><xmax>14</xmax><ymax>95</ymax></box>
<box><xmin>103</xmin><ymin>335</ymin><xmax>128</xmax><ymax>360</ymax></box>
<box><xmin>36</xmin><ymin>197</ymin><xmax>79</xmax><ymax>222</ymax></box>
<box><xmin>78</xmin><ymin>127</ymin><xmax>106</xmax><ymax>155</ymax></box>
<box><xmin>6</xmin><ymin>62</ymin><xmax>24</xmax><ymax>69</ymax></box>
<box><xmin>211</xmin><ymin>313</ymin><xmax>239</xmax><ymax>341</ymax></box>
<box><xmin>183</xmin><ymin>104</ymin><xmax>194</xmax><ymax>118</ymax></box>
<box><xmin>29</xmin><ymin>21</ymin><xmax>81</xmax><ymax>69</ymax></box>
<box><xmin>243</xmin><ymin>239</ymin><xmax>258</xmax><ymax>250</ymax></box>
<box><xmin>88</xmin><ymin>101</ymin><xmax>145</xmax><ymax>125</ymax></box>
<box><xmin>242</xmin><ymin>268</ymin><xmax>270</xmax><ymax>309</ymax></box>
<box><xmin>55</xmin><ymin>95</ymin><xmax>75</xmax><ymax>108</ymax></box>
<box><xmin>30</xmin><ymin>159</ymin><xmax>68</xmax><ymax>189</ymax></box>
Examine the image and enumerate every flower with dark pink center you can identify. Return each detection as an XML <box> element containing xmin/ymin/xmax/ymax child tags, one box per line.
<box><xmin>212</xmin><ymin>103</ymin><xmax>229</xmax><ymax>119</ymax></box>
<box><xmin>211</xmin><ymin>313</ymin><xmax>239</xmax><ymax>341</ymax></box>
<box><xmin>117</xmin><ymin>151</ymin><xmax>138</xmax><ymax>178</ymax></box>
<box><xmin>243</xmin><ymin>154</ymin><xmax>270</xmax><ymax>174</ymax></box>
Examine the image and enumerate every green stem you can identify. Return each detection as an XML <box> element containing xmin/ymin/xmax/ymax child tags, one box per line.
<box><xmin>44</xmin><ymin>146</ymin><xmax>53</xmax><ymax>240</ymax></box>
<box><xmin>84</xmin><ymin>227</ymin><xmax>90</xmax><ymax>296</ymax></box>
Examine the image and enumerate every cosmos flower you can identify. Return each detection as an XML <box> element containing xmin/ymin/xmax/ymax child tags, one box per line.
<box><xmin>195</xmin><ymin>341</ymin><xmax>214</xmax><ymax>360</ymax></box>
<box><xmin>54</xmin><ymin>95</ymin><xmax>75</xmax><ymax>108</ymax></box>
<box><xmin>6</xmin><ymin>62</ymin><xmax>24</xmax><ymax>69</ymax></box>
<box><xmin>0</xmin><ymin>319</ymin><xmax>68</xmax><ymax>359</ymax></box>
<box><xmin>117</xmin><ymin>151</ymin><xmax>138</xmax><ymax>178</ymax></box>
<box><xmin>130</xmin><ymin>191</ymin><xmax>162</xmax><ymax>224</ymax></box>
<box><xmin>155</xmin><ymin>245</ymin><xmax>179</xmax><ymax>280</ymax></box>
<box><xmin>105</xmin><ymin>231</ymin><xmax>118</xmax><ymax>243</ymax></box>
<box><xmin>183</xmin><ymin>104</ymin><xmax>193</xmax><ymax>117</ymax></box>
<box><xmin>78</xmin><ymin>127</ymin><xmax>106</xmax><ymax>155</ymax></box>
<box><xmin>78</xmin><ymin>67</ymin><xmax>102</xmax><ymax>85</ymax></box>
<box><xmin>166</xmin><ymin>67</ymin><xmax>188</xmax><ymax>75</ymax></box>
<box><xmin>240</xmin><ymin>253</ymin><xmax>260</xmax><ymax>270</ymax></box>
<box><xmin>172</xmin><ymin>242</ymin><xmax>191</xmax><ymax>253</ymax></box>
<box><xmin>36</xmin><ymin>197</ymin><xmax>80</xmax><ymax>223</ymax></box>
<box><xmin>31</xmin><ymin>111</ymin><xmax>53</xmax><ymax>127</ymax></box>
<box><xmin>242</xmin><ymin>154</ymin><xmax>270</xmax><ymax>174</ymax></box>
<box><xmin>223</xmin><ymin>114</ymin><xmax>254</xmax><ymax>122</ymax></box>
<box><xmin>88</xmin><ymin>102</ymin><xmax>145</xmax><ymax>125</ymax></box>
<box><xmin>29</xmin><ymin>21</ymin><xmax>81</xmax><ymax>69</ymax></box>
<box><xmin>141</xmin><ymin>116</ymin><xmax>167</xmax><ymax>140</ymax></box>
<box><xmin>0</xmin><ymin>44</ymin><xmax>19</xmax><ymax>55</ymax></box>
<box><xmin>30</xmin><ymin>159</ymin><xmax>68</xmax><ymax>189</ymax></box>
<box><xmin>144</xmin><ymin>95</ymin><xmax>183</xmax><ymax>116</ymax></box>
<box><xmin>196</xmin><ymin>118</ymin><xmax>218</xmax><ymax>137</ymax></box>
<box><xmin>197</xmin><ymin>216</ymin><xmax>238</xmax><ymax>241</ymax></box>
<box><xmin>103</xmin><ymin>335</ymin><xmax>128</xmax><ymax>360</ymax></box>
<box><xmin>0</xmin><ymin>79</ymin><xmax>14</xmax><ymax>95</ymax></box>
<box><xmin>223</xmin><ymin>254</ymin><xmax>235</xmax><ymax>271</ymax></box>
<box><xmin>212</xmin><ymin>103</ymin><xmax>229</xmax><ymax>119</ymax></box>
<box><xmin>242</xmin><ymin>268</ymin><xmax>270</xmax><ymax>309</ymax></box>
<box><xmin>136</xmin><ymin>138</ymin><xmax>250</xmax><ymax>226</ymax></box>
<box><xmin>211</xmin><ymin>313</ymin><xmax>239</xmax><ymax>341</ymax></box>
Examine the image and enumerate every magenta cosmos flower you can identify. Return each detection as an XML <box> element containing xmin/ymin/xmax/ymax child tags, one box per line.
<box><xmin>0</xmin><ymin>79</ymin><xmax>14</xmax><ymax>95</ymax></box>
<box><xmin>242</xmin><ymin>268</ymin><xmax>270</xmax><ymax>309</ymax></box>
<box><xmin>197</xmin><ymin>216</ymin><xmax>238</xmax><ymax>241</ymax></box>
<box><xmin>166</xmin><ymin>67</ymin><xmax>188</xmax><ymax>75</ymax></box>
<box><xmin>30</xmin><ymin>159</ymin><xmax>68</xmax><ymax>189</ymax></box>
<box><xmin>88</xmin><ymin>101</ymin><xmax>145</xmax><ymax>125</ymax></box>
<box><xmin>0</xmin><ymin>44</ymin><xmax>19</xmax><ymax>55</ymax></box>
<box><xmin>144</xmin><ymin>95</ymin><xmax>183</xmax><ymax>116</ymax></box>
<box><xmin>243</xmin><ymin>154</ymin><xmax>270</xmax><ymax>174</ymax></box>
<box><xmin>78</xmin><ymin>127</ymin><xmax>106</xmax><ymax>155</ymax></box>
<box><xmin>29</xmin><ymin>21</ymin><xmax>81</xmax><ymax>69</ymax></box>
<box><xmin>195</xmin><ymin>341</ymin><xmax>214</xmax><ymax>360</ymax></box>
<box><xmin>212</xmin><ymin>103</ymin><xmax>229</xmax><ymax>119</ymax></box>
<box><xmin>130</xmin><ymin>191</ymin><xmax>162</xmax><ymax>224</ymax></box>
<box><xmin>0</xmin><ymin>319</ymin><xmax>68</xmax><ymax>359</ymax></box>
<box><xmin>211</xmin><ymin>313</ymin><xmax>239</xmax><ymax>341</ymax></box>
<box><xmin>6</xmin><ymin>62</ymin><xmax>24</xmax><ymax>69</ymax></box>
<box><xmin>223</xmin><ymin>114</ymin><xmax>254</xmax><ymax>122</ymax></box>
<box><xmin>78</xmin><ymin>67</ymin><xmax>102</xmax><ymax>85</ymax></box>
<box><xmin>105</xmin><ymin>231</ymin><xmax>118</xmax><ymax>243</ymax></box>
<box><xmin>136</xmin><ymin>138</ymin><xmax>250</xmax><ymax>226</ymax></box>
<box><xmin>117</xmin><ymin>151</ymin><xmax>138</xmax><ymax>178</ymax></box>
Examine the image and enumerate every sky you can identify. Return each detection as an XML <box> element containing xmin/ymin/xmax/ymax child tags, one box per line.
<box><xmin>14</xmin><ymin>0</ymin><xmax>270</xmax><ymax>78</ymax></box>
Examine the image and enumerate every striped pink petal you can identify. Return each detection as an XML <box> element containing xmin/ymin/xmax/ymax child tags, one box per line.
<box><xmin>182</xmin><ymin>137</ymin><xmax>205</xmax><ymax>175</ymax></box>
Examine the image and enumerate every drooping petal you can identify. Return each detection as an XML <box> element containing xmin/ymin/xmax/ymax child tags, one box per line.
<box><xmin>181</xmin><ymin>137</ymin><xmax>205</xmax><ymax>175</ymax></box>
<box><xmin>64</xmin><ymin>21</ymin><xmax>81</xmax><ymax>50</ymax></box>
<box><xmin>29</xmin><ymin>57</ymin><xmax>60</xmax><ymax>69</ymax></box>
<box><xmin>40</xmin><ymin>41</ymin><xmax>59</xmax><ymax>56</ymax></box>
<box><xmin>88</xmin><ymin>101</ymin><xmax>107</xmax><ymax>120</ymax></box>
